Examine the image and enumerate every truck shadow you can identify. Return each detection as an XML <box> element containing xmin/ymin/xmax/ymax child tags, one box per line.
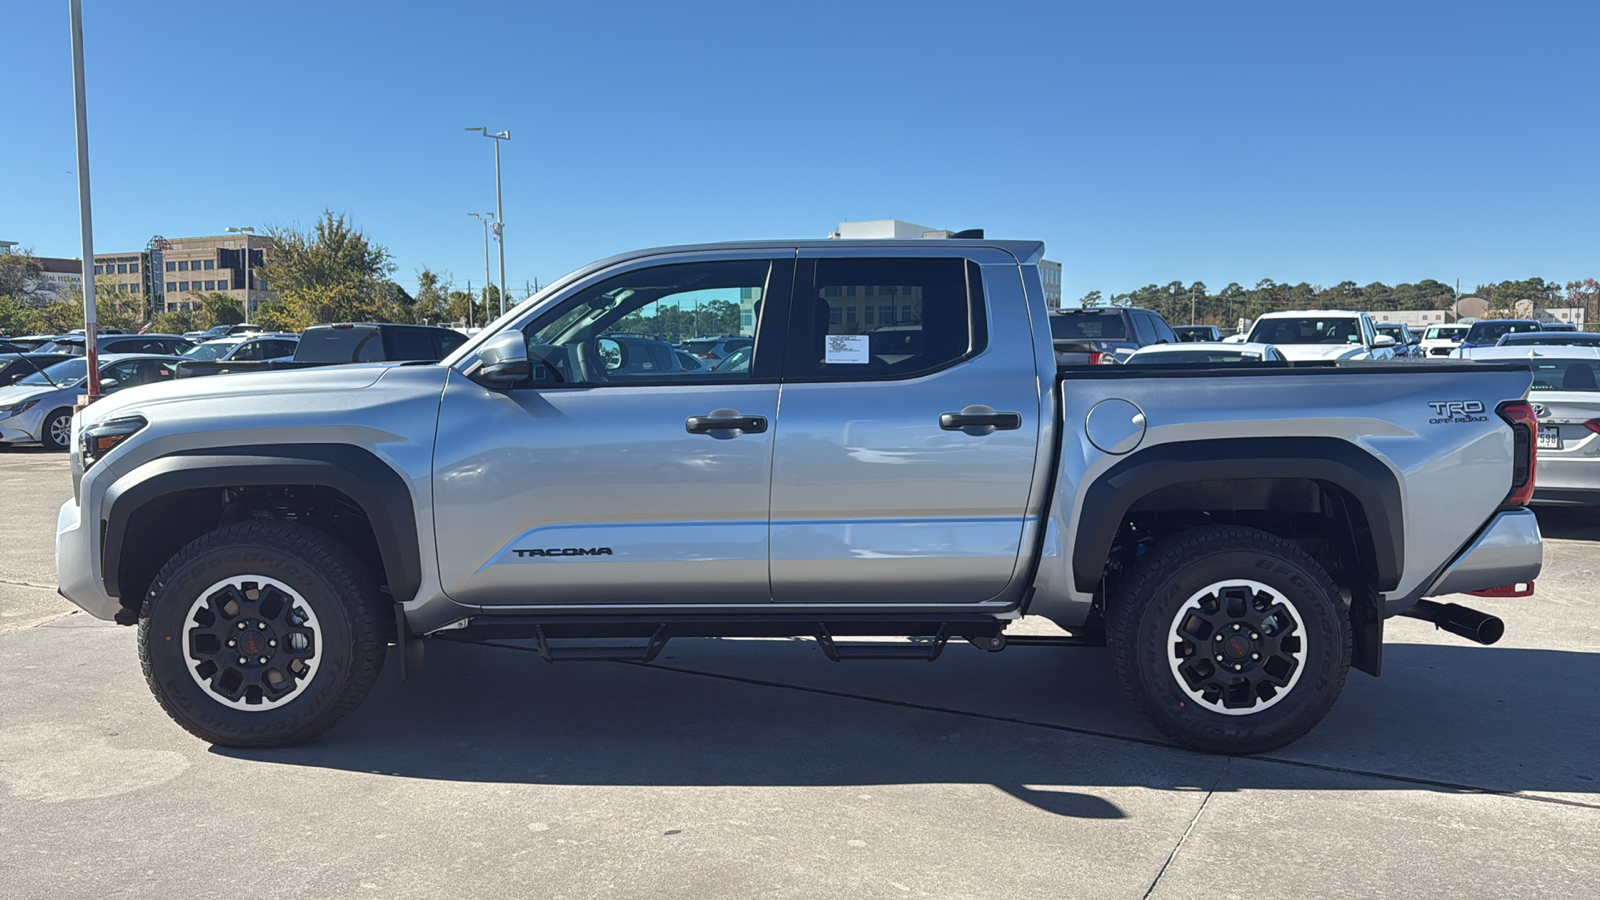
<box><xmin>211</xmin><ymin>637</ymin><xmax>1600</xmax><ymax>818</ymax></box>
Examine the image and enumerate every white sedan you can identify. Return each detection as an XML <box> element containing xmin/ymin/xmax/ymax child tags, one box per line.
<box><xmin>1124</xmin><ymin>342</ymin><xmax>1286</xmax><ymax>364</ymax></box>
<box><xmin>1461</xmin><ymin>345</ymin><xmax>1600</xmax><ymax>506</ymax></box>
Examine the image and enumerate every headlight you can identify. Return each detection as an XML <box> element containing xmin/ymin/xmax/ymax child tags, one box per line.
<box><xmin>80</xmin><ymin>416</ymin><xmax>147</xmax><ymax>469</ymax></box>
<box><xmin>0</xmin><ymin>399</ymin><xmax>39</xmax><ymax>418</ymax></box>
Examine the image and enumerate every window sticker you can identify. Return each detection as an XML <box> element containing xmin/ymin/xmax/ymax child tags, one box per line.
<box><xmin>825</xmin><ymin>334</ymin><xmax>869</xmax><ymax>364</ymax></box>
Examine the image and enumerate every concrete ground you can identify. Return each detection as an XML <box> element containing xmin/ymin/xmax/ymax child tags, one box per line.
<box><xmin>1</xmin><ymin>447</ymin><xmax>1596</xmax><ymax>899</ymax></box>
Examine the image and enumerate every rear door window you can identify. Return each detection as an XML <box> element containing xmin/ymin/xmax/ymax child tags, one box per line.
<box><xmin>787</xmin><ymin>257</ymin><xmax>984</xmax><ymax>379</ymax></box>
<box><xmin>1131</xmin><ymin>313</ymin><xmax>1157</xmax><ymax>345</ymax></box>
<box><xmin>295</xmin><ymin>327</ymin><xmax>383</xmax><ymax>362</ymax></box>
<box><xmin>385</xmin><ymin>328</ymin><xmax>438</xmax><ymax>361</ymax></box>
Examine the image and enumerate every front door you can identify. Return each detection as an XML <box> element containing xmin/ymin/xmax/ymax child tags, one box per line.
<box><xmin>433</xmin><ymin>254</ymin><xmax>793</xmax><ymax>608</ymax></box>
<box><xmin>767</xmin><ymin>252</ymin><xmax>1043</xmax><ymax>605</ymax></box>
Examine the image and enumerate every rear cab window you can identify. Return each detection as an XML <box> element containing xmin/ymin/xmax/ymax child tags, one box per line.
<box><xmin>296</xmin><ymin>326</ymin><xmax>383</xmax><ymax>362</ymax></box>
<box><xmin>1050</xmin><ymin>312</ymin><xmax>1127</xmax><ymax>341</ymax></box>
<box><xmin>785</xmin><ymin>257</ymin><xmax>985</xmax><ymax>380</ymax></box>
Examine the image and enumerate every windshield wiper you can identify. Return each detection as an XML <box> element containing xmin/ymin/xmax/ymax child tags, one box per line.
<box><xmin>17</xmin><ymin>356</ymin><xmax>61</xmax><ymax>388</ymax></box>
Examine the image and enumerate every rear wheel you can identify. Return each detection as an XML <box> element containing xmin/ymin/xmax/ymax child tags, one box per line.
<box><xmin>41</xmin><ymin>408</ymin><xmax>73</xmax><ymax>451</ymax></box>
<box><xmin>139</xmin><ymin>521</ymin><xmax>387</xmax><ymax>747</ymax></box>
<box><xmin>1109</xmin><ymin>525</ymin><xmax>1351</xmax><ymax>754</ymax></box>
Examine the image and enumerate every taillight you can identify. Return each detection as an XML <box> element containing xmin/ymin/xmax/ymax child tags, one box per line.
<box><xmin>1586</xmin><ymin>419</ymin><xmax>1600</xmax><ymax>435</ymax></box>
<box><xmin>1497</xmin><ymin>400</ymin><xmax>1537</xmax><ymax>508</ymax></box>
<box><xmin>1087</xmin><ymin>351</ymin><xmax>1103</xmax><ymax>365</ymax></box>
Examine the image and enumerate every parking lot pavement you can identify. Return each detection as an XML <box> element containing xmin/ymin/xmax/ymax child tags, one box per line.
<box><xmin>2</xmin><ymin>452</ymin><xmax>1597</xmax><ymax>899</ymax></box>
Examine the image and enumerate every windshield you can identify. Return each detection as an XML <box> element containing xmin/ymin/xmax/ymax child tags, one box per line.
<box><xmin>1424</xmin><ymin>325</ymin><xmax>1467</xmax><ymax>340</ymax></box>
<box><xmin>1050</xmin><ymin>314</ymin><xmax>1127</xmax><ymax>341</ymax></box>
<box><xmin>181</xmin><ymin>341</ymin><xmax>237</xmax><ymax>361</ymax></box>
<box><xmin>1248</xmin><ymin>317</ymin><xmax>1360</xmax><ymax>345</ymax></box>
<box><xmin>1128</xmin><ymin>350</ymin><xmax>1263</xmax><ymax>365</ymax></box>
<box><xmin>19</xmin><ymin>358</ymin><xmax>87</xmax><ymax>386</ymax></box>
<box><xmin>1528</xmin><ymin>360</ymin><xmax>1600</xmax><ymax>392</ymax></box>
<box><xmin>1467</xmin><ymin>321</ymin><xmax>1540</xmax><ymax>342</ymax></box>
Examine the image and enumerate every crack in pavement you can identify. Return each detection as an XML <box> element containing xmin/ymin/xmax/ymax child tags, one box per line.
<box><xmin>480</xmin><ymin>643</ymin><xmax>1600</xmax><ymax>812</ymax></box>
<box><xmin>1143</xmin><ymin>757</ymin><xmax>1228</xmax><ymax>899</ymax></box>
<box><xmin>0</xmin><ymin>579</ymin><xmax>57</xmax><ymax>589</ymax></box>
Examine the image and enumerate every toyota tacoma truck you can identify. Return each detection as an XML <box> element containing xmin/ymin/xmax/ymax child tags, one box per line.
<box><xmin>55</xmin><ymin>239</ymin><xmax>1543</xmax><ymax>755</ymax></box>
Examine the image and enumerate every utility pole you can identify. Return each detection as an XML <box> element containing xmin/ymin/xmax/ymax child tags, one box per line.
<box><xmin>69</xmin><ymin>0</ymin><xmax>100</xmax><ymax>402</ymax></box>
<box><xmin>469</xmin><ymin>212</ymin><xmax>494</xmax><ymax>325</ymax></box>
<box><xmin>466</xmin><ymin>127</ymin><xmax>511</xmax><ymax>318</ymax></box>
<box><xmin>465</xmin><ymin>279</ymin><xmax>473</xmax><ymax>329</ymax></box>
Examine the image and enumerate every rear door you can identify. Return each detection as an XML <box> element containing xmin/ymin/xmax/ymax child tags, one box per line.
<box><xmin>767</xmin><ymin>251</ymin><xmax>1042</xmax><ymax>605</ymax></box>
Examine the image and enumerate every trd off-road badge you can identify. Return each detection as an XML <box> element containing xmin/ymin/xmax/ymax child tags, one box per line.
<box><xmin>1426</xmin><ymin>400</ymin><xmax>1489</xmax><ymax>424</ymax></box>
<box><xmin>512</xmin><ymin>547</ymin><xmax>614</xmax><ymax>558</ymax></box>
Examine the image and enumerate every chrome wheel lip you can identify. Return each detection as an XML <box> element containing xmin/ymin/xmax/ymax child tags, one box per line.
<box><xmin>182</xmin><ymin>575</ymin><xmax>323</xmax><ymax>712</ymax></box>
<box><xmin>48</xmin><ymin>412</ymin><xmax>72</xmax><ymax>446</ymax></box>
<box><xmin>1166</xmin><ymin>578</ymin><xmax>1308</xmax><ymax>717</ymax></box>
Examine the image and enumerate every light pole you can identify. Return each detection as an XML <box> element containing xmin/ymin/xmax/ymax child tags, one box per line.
<box><xmin>225</xmin><ymin>226</ymin><xmax>254</xmax><ymax>323</ymax></box>
<box><xmin>68</xmin><ymin>0</ymin><xmax>101</xmax><ymax>401</ymax></box>
<box><xmin>466</xmin><ymin>126</ymin><xmax>511</xmax><ymax>318</ymax></box>
<box><xmin>468</xmin><ymin>212</ymin><xmax>495</xmax><ymax>327</ymax></box>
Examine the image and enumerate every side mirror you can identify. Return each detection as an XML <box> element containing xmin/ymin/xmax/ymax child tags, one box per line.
<box><xmin>597</xmin><ymin>337</ymin><xmax>626</xmax><ymax>372</ymax></box>
<box><xmin>1373</xmin><ymin>335</ymin><xmax>1397</xmax><ymax>348</ymax></box>
<box><xmin>99</xmin><ymin>378</ymin><xmax>120</xmax><ymax>391</ymax></box>
<box><xmin>473</xmin><ymin>331</ymin><xmax>530</xmax><ymax>387</ymax></box>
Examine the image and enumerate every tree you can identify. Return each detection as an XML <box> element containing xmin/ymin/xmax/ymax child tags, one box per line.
<box><xmin>412</xmin><ymin>269</ymin><xmax>453</xmax><ymax>325</ymax></box>
<box><xmin>0</xmin><ymin>246</ymin><xmax>45</xmax><ymax>304</ymax></box>
<box><xmin>1077</xmin><ymin>290</ymin><xmax>1103</xmax><ymax>308</ymax></box>
<box><xmin>258</xmin><ymin>210</ymin><xmax>397</xmax><ymax>329</ymax></box>
<box><xmin>1565</xmin><ymin>279</ymin><xmax>1599</xmax><ymax>329</ymax></box>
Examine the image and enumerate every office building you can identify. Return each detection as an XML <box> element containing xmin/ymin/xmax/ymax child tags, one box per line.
<box><xmin>829</xmin><ymin>219</ymin><xmax>1063</xmax><ymax>307</ymax></box>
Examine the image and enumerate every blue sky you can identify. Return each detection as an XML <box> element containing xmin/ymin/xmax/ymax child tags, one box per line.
<box><xmin>2</xmin><ymin>1</ymin><xmax>1596</xmax><ymax>304</ymax></box>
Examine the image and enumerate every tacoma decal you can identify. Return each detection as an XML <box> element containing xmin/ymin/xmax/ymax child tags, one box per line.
<box><xmin>513</xmin><ymin>547</ymin><xmax>615</xmax><ymax>558</ymax></box>
<box><xmin>1427</xmin><ymin>400</ymin><xmax>1489</xmax><ymax>424</ymax></box>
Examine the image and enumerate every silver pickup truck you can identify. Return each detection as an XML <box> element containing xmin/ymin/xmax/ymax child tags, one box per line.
<box><xmin>55</xmin><ymin>239</ymin><xmax>1543</xmax><ymax>755</ymax></box>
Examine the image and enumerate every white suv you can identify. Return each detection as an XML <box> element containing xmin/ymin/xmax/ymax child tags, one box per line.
<box><xmin>1245</xmin><ymin>310</ymin><xmax>1397</xmax><ymax>361</ymax></box>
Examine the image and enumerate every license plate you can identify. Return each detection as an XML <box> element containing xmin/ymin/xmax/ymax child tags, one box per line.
<box><xmin>1538</xmin><ymin>426</ymin><xmax>1561</xmax><ymax>450</ymax></box>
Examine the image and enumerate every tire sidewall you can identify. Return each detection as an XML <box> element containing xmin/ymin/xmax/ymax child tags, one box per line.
<box><xmin>142</xmin><ymin>540</ymin><xmax>360</xmax><ymax>743</ymax></box>
<box><xmin>1129</xmin><ymin>546</ymin><xmax>1347</xmax><ymax>749</ymax></box>
<box><xmin>42</xmin><ymin>409</ymin><xmax>72</xmax><ymax>451</ymax></box>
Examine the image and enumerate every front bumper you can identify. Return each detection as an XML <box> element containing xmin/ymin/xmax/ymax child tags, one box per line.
<box><xmin>56</xmin><ymin>496</ymin><xmax>121</xmax><ymax>620</ymax></box>
<box><xmin>1424</xmin><ymin>508</ymin><xmax>1543</xmax><ymax>597</ymax></box>
<box><xmin>0</xmin><ymin>405</ymin><xmax>46</xmax><ymax>443</ymax></box>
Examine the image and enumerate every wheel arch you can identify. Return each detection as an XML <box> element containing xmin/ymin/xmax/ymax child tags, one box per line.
<box><xmin>102</xmin><ymin>444</ymin><xmax>421</xmax><ymax>615</ymax></box>
<box><xmin>1071</xmin><ymin>437</ymin><xmax>1404</xmax><ymax>597</ymax></box>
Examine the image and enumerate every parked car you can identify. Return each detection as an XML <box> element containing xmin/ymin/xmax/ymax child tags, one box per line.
<box><xmin>0</xmin><ymin>353</ymin><xmax>182</xmax><ymax>450</ymax></box>
<box><xmin>180</xmin><ymin>333</ymin><xmax>300</xmax><ymax>363</ymax></box>
<box><xmin>1049</xmin><ymin>307</ymin><xmax>1177</xmax><ymax>364</ymax></box>
<box><xmin>1542</xmin><ymin>322</ymin><xmax>1578</xmax><ymax>332</ymax></box>
<box><xmin>678</xmin><ymin>335</ymin><xmax>752</xmax><ymax>363</ymax></box>
<box><xmin>1245</xmin><ymin>310</ymin><xmax>1396</xmax><ymax>361</ymax></box>
<box><xmin>673</xmin><ymin>350</ymin><xmax>707</xmax><ymax>372</ymax></box>
<box><xmin>1461</xmin><ymin>345</ymin><xmax>1600</xmax><ymax>505</ymax></box>
<box><xmin>0</xmin><ymin>340</ymin><xmax>31</xmax><ymax>354</ymax></box>
<box><xmin>1456</xmin><ymin>319</ymin><xmax>1542</xmax><ymax>353</ymax></box>
<box><xmin>1172</xmin><ymin>325</ymin><xmax>1223</xmax><ymax>343</ymax></box>
<box><xmin>40</xmin><ymin>334</ymin><xmax>195</xmax><ymax>357</ymax></box>
<box><xmin>1496</xmin><ymin>331</ymin><xmax>1600</xmax><ymax>348</ymax></box>
<box><xmin>1124</xmin><ymin>342</ymin><xmax>1286</xmax><ymax>364</ymax></box>
<box><xmin>177</xmin><ymin>323</ymin><xmax>466</xmax><ymax>377</ymax></box>
<box><xmin>59</xmin><ymin>237</ymin><xmax>1540</xmax><ymax>758</ymax></box>
<box><xmin>1374</xmin><ymin>323</ymin><xmax>1422</xmax><ymax>359</ymax></box>
<box><xmin>0</xmin><ymin>353</ymin><xmax>74</xmax><ymax>387</ymax></box>
<box><xmin>184</xmin><ymin>325</ymin><xmax>235</xmax><ymax>342</ymax></box>
<box><xmin>5</xmin><ymin>334</ymin><xmax>62</xmax><ymax>352</ymax></box>
<box><xmin>1420</xmin><ymin>323</ymin><xmax>1470</xmax><ymax>358</ymax></box>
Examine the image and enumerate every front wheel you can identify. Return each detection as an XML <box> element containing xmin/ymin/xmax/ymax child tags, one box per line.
<box><xmin>1109</xmin><ymin>525</ymin><xmax>1351</xmax><ymax>755</ymax></box>
<box><xmin>41</xmin><ymin>408</ymin><xmax>73</xmax><ymax>451</ymax></box>
<box><xmin>138</xmin><ymin>521</ymin><xmax>388</xmax><ymax>747</ymax></box>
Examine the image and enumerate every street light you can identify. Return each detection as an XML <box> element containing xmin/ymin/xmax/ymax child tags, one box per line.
<box><xmin>225</xmin><ymin>226</ymin><xmax>255</xmax><ymax>323</ymax></box>
<box><xmin>467</xmin><ymin>212</ymin><xmax>495</xmax><ymax>328</ymax></box>
<box><xmin>466</xmin><ymin>126</ymin><xmax>511</xmax><ymax>318</ymax></box>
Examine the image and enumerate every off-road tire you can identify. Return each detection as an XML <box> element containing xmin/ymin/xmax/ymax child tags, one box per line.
<box><xmin>139</xmin><ymin>521</ymin><xmax>387</xmax><ymax>747</ymax></box>
<box><xmin>41</xmin><ymin>408</ymin><xmax>73</xmax><ymax>451</ymax></box>
<box><xmin>1109</xmin><ymin>525</ymin><xmax>1351</xmax><ymax>755</ymax></box>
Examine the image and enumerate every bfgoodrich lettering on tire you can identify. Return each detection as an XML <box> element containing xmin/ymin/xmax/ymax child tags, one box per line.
<box><xmin>138</xmin><ymin>521</ymin><xmax>387</xmax><ymax>748</ymax></box>
<box><xmin>1109</xmin><ymin>525</ymin><xmax>1351</xmax><ymax>755</ymax></box>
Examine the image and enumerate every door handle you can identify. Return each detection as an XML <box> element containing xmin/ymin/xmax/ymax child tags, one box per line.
<box><xmin>940</xmin><ymin>410</ymin><xmax>1022</xmax><ymax>431</ymax></box>
<box><xmin>686</xmin><ymin>413</ymin><xmax>768</xmax><ymax>434</ymax></box>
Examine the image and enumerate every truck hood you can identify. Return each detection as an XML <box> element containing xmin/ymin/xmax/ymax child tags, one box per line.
<box><xmin>1272</xmin><ymin>344</ymin><xmax>1368</xmax><ymax>362</ymax></box>
<box><xmin>77</xmin><ymin>363</ymin><xmax>401</xmax><ymax>427</ymax></box>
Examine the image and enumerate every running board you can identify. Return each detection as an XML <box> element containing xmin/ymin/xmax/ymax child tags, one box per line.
<box><xmin>531</xmin><ymin>624</ymin><xmax>670</xmax><ymax>663</ymax></box>
<box><xmin>815</xmin><ymin>625</ymin><xmax>949</xmax><ymax>662</ymax></box>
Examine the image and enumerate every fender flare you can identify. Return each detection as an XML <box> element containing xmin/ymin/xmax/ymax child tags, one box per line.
<box><xmin>1071</xmin><ymin>436</ymin><xmax>1404</xmax><ymax>594</ymax></box>
<box><xmin>101</xmin><ymin>443</ymin><xmax>421</xmax><ymax>602</ymax></box>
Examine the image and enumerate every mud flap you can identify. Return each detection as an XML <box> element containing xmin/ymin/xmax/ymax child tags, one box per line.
<box><xmin>395</xmin><ymin>605</ymin><xmax>424</xmax><ymax>680</ymax></box>
<box><xmin>1350</xmin><ymin>585</ymin><xmax>1383</xmax><ymax>677</ymax></box>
